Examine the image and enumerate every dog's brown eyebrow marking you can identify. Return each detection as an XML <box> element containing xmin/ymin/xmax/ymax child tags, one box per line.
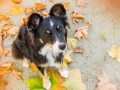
<box><xmin>46</xmin><ymin>30</ymin><xmax>51</xmax><ymax>34</ymax></box>
<box><xmin>56</xmin><ymin>25</ymin><xmax>60</xmax><ymax>29</ymax></box>
<box><xmin>40</xmin><ymin>38</ymin><xmax>44</xmax><ymax>43</ymax></box>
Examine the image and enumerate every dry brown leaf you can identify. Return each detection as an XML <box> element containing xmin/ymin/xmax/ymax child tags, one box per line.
<box><xmin>108</xmin><ymin>45</ymin><xmax>120</xmax><ymax>62</ymax></box>
<box><xmin>12</xmin><ymin>0</ymin><xmax>22</xmax><ymax>4</ymax></box>
<box><xmin>72</xmin><ymin>10</ymin><xmax>85</xmax><ymax>19</ymax></box>
<box><xmin>0</xmin><ymin>62</ymin><xmax>15</xmax><ymax>69</ymax></box>
<box><xmin>20</xmin><ymin>17</ymin><xmax>28</xmax><ymax>26</ymax></box>
<box><xmin>3</xmin><ymin>46</ymin><xmax>12</xmax><ymax>57</ymax></box>
<box><xmin>0</xmin><ymin>14</ymin><xmax>9</xmax><ymax>21</ymax></box>
<box><xmin>2</xmin><ymin>31</ymin><xmax>8</xmax><ymax>39</ymax></box>
<box><xmin>74</xmin><ymin>22</ymin><xmax>91</xmax><ymax>39</ymax></box>
<box><xmin>24</xmin><ymin>8</ymin><xmax>34</xmax><ymax>14</ymax></box>
<box><xmin>77</xmin><ymin>0</ymin><xmax>86</xmax><ymax>7</ymax></box>
<box><xmin>73</xmin><ymin>18</ymin><xmax>79</xmax><ymax>24</ymax></box>
<box><xmin>64</xmin><ymin>2</ymin><xmax>71</xmax><ymax>10</ymax></box>
<box><xmin>74</xmin><ymin>46</ymin><xmax>84</xmax><ymax>53</ymax></box>
<box><xmin>0</xmin><ymin>81</ymin><xmax>7</xmax><ymax>86</ymax></box>
<box><xmin>95</xmin><ymin>72</ymin><xmax>117</xmax><ymax>90</ymax></box>
<box><xmin>34</xmin><ymin>2</ymin><xmax>46</xmax><ymax>11</ymax></box>
<box><xmin>10</xmin><ymin>6</ymin><xmax>23</xmax><ymax>16</ymax></box>
<box><xmin>49</xmin><ymin>0</ymin><xmax>57</xmax><ymax>2</ymax></box>
<box><xmin>7</xmin><ymin>26</ymin><xmax>19</xmax><ymax>36</ymax></box>
<box><xmin>12</xmin><ymin>70</ymin><xmax>22</xmax><ymax>80</ymax></box>
<box><xmin>0</xmin><ymin>33</ymin><xmax>3</xmax><ymax>56</ymax></box>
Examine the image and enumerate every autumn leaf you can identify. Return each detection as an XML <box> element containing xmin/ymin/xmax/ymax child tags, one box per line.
<box><xmin>34</xmin><ymin>2</ymin><xmax>46</xmax><ymax>11</ymax></box>
<box><xmin>73</xmin><ymin>18</ymin><xmax>79</xmax><ymax>24</ymax></box>
<box><xmin>3</xmin><ymin>46</ymin><xmax>12</xmax><ymax>57</ymax></box>
<box><xmin>24</xmin><ymin>8</ymin><xmax>34</xmax><ymax>14</ymax></box>
<box><xmin>12</xmin><ymin>70</ymin><xmax>22</xmax><ymax>80</ymax></box>
<box><xmin>77</xmin><ymin>0</ymin><xmax>86</xmax><ymax>7</ymax></box>
<box><xmin>0</xmin><ymin>14</ymin><xmax>9</xmax><ymax>21</ymax></box>
<box><xmin>49</xmin><ymin>0</ymin><xmax>57</xmax><ymax>2</ymax></box>
<box><xmin>10</xmin><ymin>6</ymin><xmax>23</xmax><ymax>16</ymax></box>
<box><xmin>0</xmin><ymin>81</ymin><xmax>7</xmax><ymax>86</ymax></box>
<box><xmin>64</xmin><ymin>2</ymin><xmax>71</xmax><ymax>10</ymax></box>
<box><xmin>95</xmin><ymin>72</ymin><xmax>117</xmax><ymax>90</ymax></box>
<box><xmin>29</xmin><ymin>62</ymin><xmax>39</xmax><ymax>72</ymax></box>
<box><xmin>48</xmin><ymin>68</ymin><xmax>66</xmax><ymax>90</ymax></box>
<box><xmin>72</xmin><ymin>10</ymin><xmax>85</xmax><ymax>19</ymax></box>
<box><xmin>0</xmin><ymin>33</ymin><xmax>3</xmax><ymax>56</ymax></box>
<box><xmin>61</xmin><ymin>68</ymin><xmax>86</xmax><ymax>90</ymax></box>
<box><xmin>108</xmin><ymin>45</ymin><xmax>120</xmax><ymax>62</ymax></box>
<box><xmin>67</xmin><ymin>38</ymin><xmax>78</xmax><ymax>49</ymax></box>
<box><xmin>2</xmin><ymin>31</ymin><xmax>8</xmax><ymax>39</ymax></box>
<box><xmin>1</xmin><ymin>21</ymin><xmax>13</xmax><ymax>32</ymax></box>
<box><xmin>12</xmin><ymin>0</ymin><xmax>22</xmax><ymax>4</ymax></box>
<box><xmin>20</xmin><ymin>17</ymin><xmax>28</xmax><ymax>26</ymax></box>
<box><xmin>63</xmin><ymin>50</ymin><xmax>73</xmax><ymax>70</ymax></box>
<box><xmin>7</xmin><ymin>26</ymin><xmax>19</xmax><ymax>36</ymax></box>
<box><xmin>74</xmin><ymin>46</ymin><xmax>84</xmax><ymax>53</ymax></box>
<box><xmin>74</xmin><ymin>22</ymin><xmax>91</xmax><ymax>39</ymax></box>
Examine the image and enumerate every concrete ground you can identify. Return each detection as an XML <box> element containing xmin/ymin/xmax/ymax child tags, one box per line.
<box><xmin>0</xmin><ymin>0</ymin><xmax>120</xmax><ymax>90</ymax></box>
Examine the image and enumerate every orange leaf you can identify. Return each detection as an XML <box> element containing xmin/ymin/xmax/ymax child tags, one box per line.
<box><xmin>0</xmin><ymin>62</ymin><xmax>16</xmax><ymax>69</ymax></box>
<box><xmin>20</xmin><ymin>17</ymin><xmax>28</xmax><ymax>26</ymax></box>
<box><xmin>12</xmin><ymin>70</ymin><xmax>22</xmax><ymax>80</ymax></box>
<box><xmin>49</xmin><ymin>0</ymin><xmax>57</xmax><ymax>2</ymax></box>
<box><xmin>64</xmin><ymin>2</ymin><xmax>71</xmax><ymax>10</ymax></box>
<box><xmin>29</xmin><ymin>62</ymin><xmax>39</xmax><ymax>72</ymax></box>
<box><xmin>1</xmin><ymin>21</ymin><xmax>13</xmax><ymax>32</ymax></box>
<box><xmin>3</xmin><ymin>46</ymin><xmax>12</xmax><ymax>57</ymax></box>
<box><xmin>24</xmin><ymin>8</ymin><xmax>34</xmax><ymax>14</ymax></box>
<box><xmin>12</xmin><ymin>0</ymin><xmax>22</xmax><ymax>4</ymax></box>
<box><xmin>10</xmin><ymin>6</ymin><xmax>23</xmax><ymax>16</ymax></box>
<box><xmin>0</xmin><ymin>14</ymin><xmax>9</xmax><ymax>21</ymax></box>
<box><xmin>34</xmin><ymin>2</ymin><xmax>46</xmax><ymax>11</ymax></box>
<box><xmin>0</xmin><ymin>81</ymin><xmax>7</xmax><ymax>86</ymax></box>
<box><xmin>72</xmin><ymin>10</ymin><xmax>85</xmax><ymax>19</ymax></box>
<box><xmin>95</xmin><ymin>72</ymin><xmax>117</xmax><ymax>90</ymax></box>
<box><xmin>77</xmin><ymin>0</ymin><xmax>86</xmax><ymax>7</ymax></box>
<box><xmin>74</xmin><ymin>22</ymin><xmax>91</xmax><ymax>39</ymax></box>
<box><xmin>48</xmin><ymin>68</ymin><xmax>66</xmax><ymax>90</ymax></box>
<box><xmin>2</xmin><ymin>31</ymin><xmax>8</xmax><ymax>39</ymax></box>
<box><xmin>0</xmin><ymin>33</ymin><xmax>3</xmax><ymax>56</ymax></box>
<box><xmin>108</xmin><ymin>45</ymin><xmax>120</xmax><ymax>62</ymax></box>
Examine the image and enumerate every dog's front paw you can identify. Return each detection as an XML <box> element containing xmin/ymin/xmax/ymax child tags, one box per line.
<box><xmin>23</xmin><ymin>61</ymin><xmax>29</xmax><ymax>68</ymax></box>
<box><xmin>59</xmin><ymin>69</ymin><xmax>69</xmax><ymax>78</ymax></box>
<box><xmin>43</xmin><ymin>76</ymin><xmax>51</xmax><ymax>90</ymax></box>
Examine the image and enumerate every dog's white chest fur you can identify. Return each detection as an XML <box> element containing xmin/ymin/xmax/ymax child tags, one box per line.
<box><xmin>39</xmin><ymin>46</ymin><xmax>61</xmax><ymax>68</ymax></box>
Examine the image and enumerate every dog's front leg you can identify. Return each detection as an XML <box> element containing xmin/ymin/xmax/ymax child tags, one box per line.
<box><xmin>38</xmin><ymin>66</ymin><xmax>51</xmax><ymax>90</ymax></box>
<box><xmin>58</xmin><ymin>65</ymin><xmax>69</xmax><ymax>78</ymax></box>
<box><xmin>23</xmin><ymin>58</ymin><xmax>29</xmax><ymax>68</ymax></box>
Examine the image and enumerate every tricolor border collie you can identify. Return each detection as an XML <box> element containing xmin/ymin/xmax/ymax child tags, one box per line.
<box><xmin>12</xmin><ymin>3</ymin><xmax>69</xmax><ymax>89</ymax></box>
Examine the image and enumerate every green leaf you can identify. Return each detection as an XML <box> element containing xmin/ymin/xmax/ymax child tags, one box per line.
<box><xmin>49</xmin><ymin>73</ymin><xmax>57</xmax><ymax>87</ymax></box>
<box><xmin>100</xmin><ymin>34</ymin><xmax>106</xmax><ymax>39</ymax></box>
<box><xmin>25</xmin><ymin>77</ymin><xmax>45</xmax><ymax>90</ymax></box>
<box><xmin>67</xmin><ymin>38</ymin><xmax>78</xmax><ymax>48</ymax></box>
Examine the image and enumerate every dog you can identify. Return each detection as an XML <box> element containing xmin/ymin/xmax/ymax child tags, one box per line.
<box><xmin>12</xmin><ymin>3</ymin><xmax>69</xmax><ymax>90</ymax></box>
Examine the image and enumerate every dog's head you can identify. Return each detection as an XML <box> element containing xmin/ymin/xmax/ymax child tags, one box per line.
<box><xmin>27</xmin><ymin>3</ymin><xmax>69</xmax><ymax>53</ymax></box>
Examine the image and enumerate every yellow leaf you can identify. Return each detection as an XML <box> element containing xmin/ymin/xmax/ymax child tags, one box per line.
<box><xmin>29</xmin><ymin>62</ymin><xmax>39</xmax><ymax>72</ymax></box>
<box><xmin>64</xmin><ymin>2</ymin><xmax>71</xmax><ymax>10</ymax></box>
<box><xmin>67</xmin><ymin>38</ymin><xmax>77</xmax><ymax>48</ymax></box>
<box><xmin>48</xmin><ymin>68</ymin><xmax>66</xmax><ymax>90</ymax></box>
<box><xmin>10</xmin><ymin>6</ymin><xmax>23</xmax><ymax>16</ymax></box>
<box><xmin>61</xmin><ymin>68</ymin><xmax>86</xmax><ymax>90</ymax></box>
<box><xmin>64</xmin><ymin>50</ymin><xmax>73</xmax><ymax>63</ymax></box>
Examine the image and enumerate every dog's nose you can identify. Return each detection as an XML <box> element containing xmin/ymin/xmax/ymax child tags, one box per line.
<box><xmin>59</xmin><ymin>44</ymin><xmax>66</xmax><ymax>50</ymax></box>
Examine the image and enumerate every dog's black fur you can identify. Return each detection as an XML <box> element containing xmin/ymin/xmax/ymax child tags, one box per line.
<box><xmin>12</xmin><ymin>3</ymin><xmax>69</xmax><ymax>74</ymax></box>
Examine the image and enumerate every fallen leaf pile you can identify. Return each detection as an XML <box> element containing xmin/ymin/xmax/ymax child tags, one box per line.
<box><xmin>0</xmin><ymin>62</ymin><xmax>22</xmax><ymax>86</ymax></box>
<box><xmin>108</xmin><ymin>45</ymin><xmax>120</xmax><ymax>62</ymax></box>
<box><xmin>61</xmin><ymin>68</ymin><xmax>86</xmax><ymax>90</ymax></box>
<box><xmin>74</xmin><ymin>22</ymin><xmax>91</xmax><ymax>39</ymax></box>
<box><xmin>95</xmin><ymin>72</ymin><xmax>117</xmax><ymax>90</ymax></box>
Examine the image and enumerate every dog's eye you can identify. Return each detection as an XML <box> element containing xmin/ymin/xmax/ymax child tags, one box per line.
<box><xmin>56</xmin><ymin>25</ymin><xmax>61</xmax><ymax>31</ymax></box>
<box><xmin>45</xmin><ymin>30</ymin><xmax>51</xmax><ymax>35</ymax></box>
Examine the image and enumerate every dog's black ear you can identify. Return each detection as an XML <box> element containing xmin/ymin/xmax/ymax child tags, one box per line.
<box><xmin>49</xmin><ymin>3</ymin><xmax>67</xmax><ymax>18</ymax></box>
<box><xmin>27</xmin><ymin>13</ymin><xmax>43</xmax><ymax>30</ymax></box>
